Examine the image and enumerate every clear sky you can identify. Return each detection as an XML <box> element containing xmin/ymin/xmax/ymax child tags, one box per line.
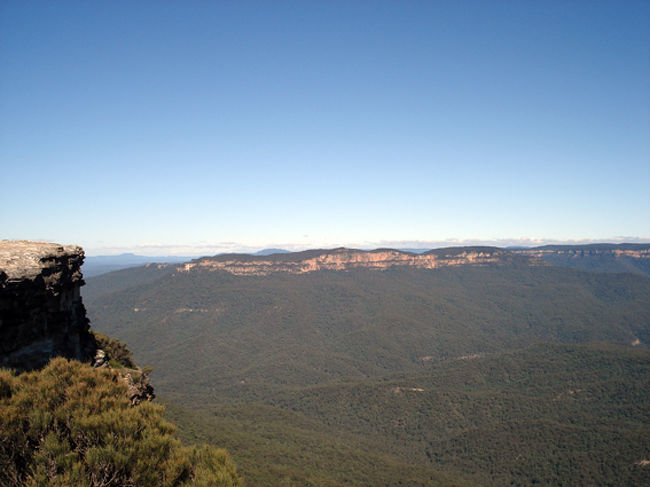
<box><xmin>1</xmin><ymin>1</ymin><xmax>648</xmax><ymax>255</ymax></box>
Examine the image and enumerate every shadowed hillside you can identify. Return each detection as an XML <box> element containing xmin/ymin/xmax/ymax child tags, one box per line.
<box><xmin>513</xmin><ymin>243</ymin><xmax>650</xmax><ymax>276</ymax></box>
<box><xmin>164</xmin><ymin>344</ymin><xmax>650</xmax><ymax>486</ymax></box>
<box><xmin>86</xmin><ymin>262</ymin><xmax>650</xmax><ymax>401</ymax></box>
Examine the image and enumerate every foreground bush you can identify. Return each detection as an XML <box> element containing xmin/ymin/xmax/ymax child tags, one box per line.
<box><xmin>0</xmin><ymin>358</ymin><xmax>241</xmax><ymax>487</ymax></box>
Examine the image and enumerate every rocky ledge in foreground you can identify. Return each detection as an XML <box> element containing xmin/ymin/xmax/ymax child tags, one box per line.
<box><xmin>0</xmin><ymin>240</ymin><xmax>96</xmax><ymax>371</ymax></box>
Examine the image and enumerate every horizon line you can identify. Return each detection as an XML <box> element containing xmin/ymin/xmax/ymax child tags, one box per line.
<box><xmin>82</xmin><ymin>236</ymin><xmax>650</xmax><ymax>257</ymax></box>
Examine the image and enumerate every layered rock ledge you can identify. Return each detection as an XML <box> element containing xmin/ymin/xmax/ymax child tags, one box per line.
<box><xmin>0</xmin><ymin>240</ymin><xmax>96</xmax><ymax>371</ymax></box>
<box><xmin>179</xmin><ymin>247</ymin><xmax>541</xmax><ymax>276</ymax></box>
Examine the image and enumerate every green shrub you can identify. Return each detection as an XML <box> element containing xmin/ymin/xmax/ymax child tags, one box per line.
<box><xmin>0</xmin><ymin>358</ymin><xmax>241</xmax><ymax>487</ymax></box>
<box><xmin>91</xmin><ymin>331</ymin><xmax>136</xmax><ymax>368</ymax></box>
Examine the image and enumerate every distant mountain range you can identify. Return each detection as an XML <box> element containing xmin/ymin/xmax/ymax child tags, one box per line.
<box><xmin>84</xmin><ymin>243</ymin><xmax>650</xmax><ymax>278</ymax></box>
<box><xmin>178</xmin><ymin>247</ymin><xmax>530</xmax><ymax>276</ymax></box>
<box><xmin>83</xmin><ymin>249</ymin><xmax>291</xmax><ymax>277</ymax></box>
<box><xmin>83</xmin><ymin>253</ymin><xmax>193</xmax><ymax>277</ymax></box>
<box><xmin>511</xmin><ymin>243</ymin><xmax>650</xmax><ymax>276</ymax></box>
<box><xmin>253</xmin><ymin>248</ymin><xmax>291</xmax><ymax>256</ymax></box>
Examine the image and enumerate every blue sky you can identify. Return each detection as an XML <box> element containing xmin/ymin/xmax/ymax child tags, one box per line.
<box><xmin>1</xmin><ymin>1</ymin><xmax>648</xmax><ymax>255</ymax></box>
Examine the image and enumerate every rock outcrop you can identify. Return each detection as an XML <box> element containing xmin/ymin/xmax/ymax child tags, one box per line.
<box><xmin>0</xmin><ymin>240</ymin><xmax>97</xmax><ymax>372</ymax></box>
<box><xmin>120</xmin><ymin>369</ymin><xmax>156</xmax><ymax>406</ymax></box>
<box><xmin>92</xmin><ymin>348</ymin><xmax>155</xmax><ymax>405</ymax></box>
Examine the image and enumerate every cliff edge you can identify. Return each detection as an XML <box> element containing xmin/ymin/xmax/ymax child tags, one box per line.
<box><xmin>180</xmin><ymin>246</ymin><xmax>540</xmax><ymax>276</ymax></box>
<box><xmin>0</xmin><ymin>240</ymin><xmax>96</xmax><ymax>371</ymax></box>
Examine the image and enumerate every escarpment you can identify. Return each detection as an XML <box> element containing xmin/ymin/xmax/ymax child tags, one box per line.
<box><xmin>0</xmin><ymin>240</ymin><xmax>97</xmax><ymax>371</ymax></box>
<box><xmin>512</xmin><ymin>243</ymin><xmax>650</xmax><ymax>276</ymax></box>
<box><xmin>180</xmin><ymin>246</ymin><xmax>541</xmax><ymax>276</ymax></box>
<box><xmin>515</xmin><ymin>245</ymin><xmax>650</xmax><ymax>260</ymax></box>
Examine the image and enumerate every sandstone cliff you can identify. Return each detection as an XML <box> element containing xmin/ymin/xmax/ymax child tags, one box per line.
<box><xmin>179</xmin><ymin>246</ymin><xmax>540</xmax><ymax>276</ymax></box>
<box><xmin>0</xmin><ymin>240</ymin><xmax>96</xmax><ymax>371</ymax></box>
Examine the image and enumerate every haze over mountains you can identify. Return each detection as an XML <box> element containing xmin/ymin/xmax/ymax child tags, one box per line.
<box><xmin>83</xmin><ymin>243</ymin><xmax>650</xmax><ymax>486</ymax></box>
<box><xmin>83</xmin><ymin>249</ymin><xmax>294</xmax><ymax>277</ymax></box>
<box><xmin>85</xmin><ymin>243</ymin><xmax>650</xmax><ymax>278</ymax></box>
<box><xmin>83</xmin><ymin>253</ymin><xmax>193</xmax><ymax>277</ymax></box>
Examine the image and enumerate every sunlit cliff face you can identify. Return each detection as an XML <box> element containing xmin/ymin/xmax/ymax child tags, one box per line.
<box><xmin>178</xmin><ymin>249</ymin><xmax>516</xmax><ymax>276</ymax></box>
